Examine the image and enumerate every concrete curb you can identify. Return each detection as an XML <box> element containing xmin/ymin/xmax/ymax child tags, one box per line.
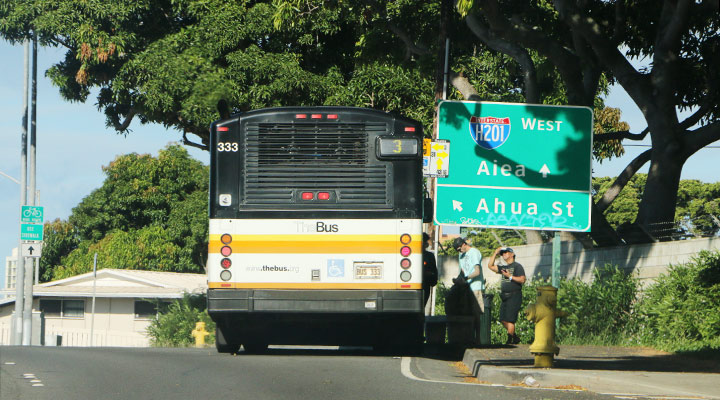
<box><xmin>463</xmin><ymin>349</ymin><xmax>720</xmax><ymax>399</ymax></box>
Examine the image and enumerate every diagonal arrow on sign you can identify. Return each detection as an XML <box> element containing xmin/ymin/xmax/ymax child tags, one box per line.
<box><xmin>452</xmin><ymin>200</ymin><xmax>463</xmax><ymax>211</ymax></box>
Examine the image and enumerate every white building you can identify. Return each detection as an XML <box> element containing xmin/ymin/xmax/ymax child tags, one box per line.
<box><xmin>3</xmin><ymin>247</ymin><xmax>18</xmax><ymax>295</ymax></box>
<box><xmin>0</xmin><ymin>269</ymin><xmax>206</xmax><ymax>347</ymax></box>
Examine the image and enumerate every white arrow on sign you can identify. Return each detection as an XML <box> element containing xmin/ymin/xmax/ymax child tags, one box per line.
<box><xmin>539</xmin><ymin>164</ymin><xmax>551</xmax><ymax>178</ymax></box>
<box><xmin>452</xmin><ymin>200</ymin><xmax>463</xmax><ymax>212</ymax></box>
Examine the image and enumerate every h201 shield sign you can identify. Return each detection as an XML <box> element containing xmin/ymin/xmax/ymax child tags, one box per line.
<box><xmin>469</xmin><ymin>116</ymin><xmax>511</xmax><ymax>150</ymax></box>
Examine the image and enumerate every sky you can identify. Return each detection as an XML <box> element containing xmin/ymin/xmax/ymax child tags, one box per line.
<box><xmin>1</xmin><ymin>40</ymin><xmax>718</xmax><ymax>288</ymax></box>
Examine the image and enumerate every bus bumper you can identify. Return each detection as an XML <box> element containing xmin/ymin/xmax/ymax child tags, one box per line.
<box><xmin>207</xmin><ymin>289</ymin><xmax>423</xmax><ymax>314</ymax></box>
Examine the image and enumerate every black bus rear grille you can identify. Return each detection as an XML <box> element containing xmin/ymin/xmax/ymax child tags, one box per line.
<box><xmin>243</xmin><ymin>122</ymin><xmax>389</xmax><ymax>206</ymax></box>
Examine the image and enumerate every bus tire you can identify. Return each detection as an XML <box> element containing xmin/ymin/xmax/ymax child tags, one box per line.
<box><xmin>215</xmin><ymin>325</ymin><xmax>240</xmax><ymax>354</ymax></box>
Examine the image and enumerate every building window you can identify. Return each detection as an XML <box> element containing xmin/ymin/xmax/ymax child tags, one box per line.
<box><xmin>39</xmin><ymin>299</ymin><xmax>85</xmax><ymax>318</ymax></box>
<box><xmin>134</xmin><ymin>300</ymin><xmax>170</xmax><ymax>319</ymax></box>
<box><xmin>63</xmin><ymin>300</ymin><xmax>85</xmax><ymax>318</ymax></box>
<box><xmin>39</xmin><ymin>299</ymin><xmax>61</xmax><ymax>317</ymax></box>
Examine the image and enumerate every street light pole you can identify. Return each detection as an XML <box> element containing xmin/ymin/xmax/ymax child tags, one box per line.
<box><xmin>22</xmin><ymin>33</ymin><xmax>38</xmax><ymax>345</ymax></box>
<box><xmin>13</xmin><ymin>38</ymin><xmax>29</xmax><ymax>346</ymax></box>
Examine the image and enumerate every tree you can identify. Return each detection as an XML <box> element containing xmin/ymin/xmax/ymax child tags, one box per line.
<box><xmin>39</xmin><ymin>219</ymin><xmax>79</xmax><ymax>282</ymax></box>
<box><xmin>594</xmin><ymin>174</ymin><xmax>720</xmax><ymax>238</ymax></box>
<box><xmin>455</xmin><ymin>0</ymin><xmax>720</xmax><ymax>242</ymax></box>
<box><xmin>41</xmin><ymin>145</ymin><xmax>209</xmax><ymax>280</ymax></box>
<box><xmin>0</xmin><ymin>0</ymin><xmax>438</xmax><ymax>147</ymax></box>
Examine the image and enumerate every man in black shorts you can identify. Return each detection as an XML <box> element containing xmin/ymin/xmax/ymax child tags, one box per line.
<box><xmin>488</xmin><ymin>247</ymin><xmax>526</xmax><ymax>345</ymax></box>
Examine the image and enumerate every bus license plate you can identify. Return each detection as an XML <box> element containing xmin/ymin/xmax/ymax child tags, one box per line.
<box><xmin>354</xmin><ymin>262</ymin><xmax>382</xmax><ymax>279</ymax></box>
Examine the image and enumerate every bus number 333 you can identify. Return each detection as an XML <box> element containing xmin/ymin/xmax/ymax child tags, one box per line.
<box><xmin>217</xmin><ymin>142</ymin><xmax>239</xmax><ymax>152</ymax></box>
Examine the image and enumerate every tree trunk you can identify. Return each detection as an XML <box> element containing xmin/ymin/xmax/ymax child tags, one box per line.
<box><xmin>634</xmin><ymin>148</ymin><xmax>686</xmax><ymax>229</ymax></box>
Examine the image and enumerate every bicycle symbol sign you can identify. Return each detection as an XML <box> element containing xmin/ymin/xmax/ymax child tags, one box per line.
<box><xmin>21</xmin><ymin>206</ymin><xmax>43</xmax><ymax>224</ymax></box>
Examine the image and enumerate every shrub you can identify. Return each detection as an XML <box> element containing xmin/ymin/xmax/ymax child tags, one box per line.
<box><xmin>629</xmin><ymin>250</ymin><xmax>720</xmax><ymax>352</ymax></box>
<box><xmin>146</xmin><ymin>293</ymin><xmax>215</xmax><ymax>347</ymax></box>
<box><xmin>556</xmin><ymin>265</ymin><xmax>638</xmax><ymax>345</ymax></box>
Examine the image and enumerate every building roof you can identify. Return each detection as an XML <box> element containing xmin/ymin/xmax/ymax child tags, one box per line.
<box><xmin>1</xmin><ymin>269</ymin><xmax>206</xmax><ymax>299</ymax></box>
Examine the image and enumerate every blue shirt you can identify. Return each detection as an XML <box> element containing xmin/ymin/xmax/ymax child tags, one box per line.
<box><xmin>459</xmin><ymin>247</ymin><xmax>484</xmax><ymax>291</ymax></box>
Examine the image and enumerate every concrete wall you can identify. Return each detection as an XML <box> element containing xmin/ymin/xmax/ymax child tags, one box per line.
<box><xmin>437</xmin><ymin>237</ymin><xmax>720</xmax><ymax>289</ymax></box>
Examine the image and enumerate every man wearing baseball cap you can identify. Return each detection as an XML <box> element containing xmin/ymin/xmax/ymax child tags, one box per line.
<box><xmin>488</xmin><ymin>246</ymin><xmax>526</xmax><ymax>345</ymax></box>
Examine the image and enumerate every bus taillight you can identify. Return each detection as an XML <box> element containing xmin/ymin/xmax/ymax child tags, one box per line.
<box><xmin>400</xmin><ymin>258</ymin><xmax>411</xmax><ymax>269</ymax></box>
<box><xmin>311</xmin><ymin>114</ymin><xmax>322</xmax><ymax>119</ymax></box>
<box><xmin>220</xmin><ymin>270</ymin><xmax>232</xmax><ymax>281</ymax></box>
<box><xmin>295</xmin><ymin>114</ymin><xmax>307</xmax><ymax>119</ymax></box>
<box><xmin>400</xmin><ymin>246</ymin><xmax>411</xmax><ymax>257</ymax></box>
<box><xmin>221</xmin><ymin>258</ymin><xmax>232</xmax><ymax>269</ymax></box>
<box><xmin>317</xmin><ymin>192</ymin><xmax>330</xmax><ymax>200</ymax></box>
<box><xmin>221</xmin><ymin>246</ymin><xmax>232</xmax><ymax>257</ymax></box>
<box><xmin>301</xmin><ymin>192</ymin><xmax>314</xmax><ymax>200</ymax></box>
<box><xmin>327</xmin><ymin>114</ymin><xmax>338</xmax><ymax>119</ymax></box>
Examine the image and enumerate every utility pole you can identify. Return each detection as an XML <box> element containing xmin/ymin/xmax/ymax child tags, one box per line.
<box><xmin>13</xmin><ymin>38</ymin><xmax>29</xmax><ymax>345</ymax></box>
<box><xmin>22</xmin><ymin>33</ymin><xmax>38</xmax><ymax>345</ymax></box>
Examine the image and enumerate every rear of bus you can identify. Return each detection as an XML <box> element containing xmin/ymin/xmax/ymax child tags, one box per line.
<box><xmin>206</xmin><ymin>107</ymin><xmax>425</xmax><ymax>352</ymax></box>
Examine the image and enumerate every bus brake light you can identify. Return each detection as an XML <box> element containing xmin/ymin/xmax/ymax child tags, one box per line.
<box><xmin>404</xmin><ymin>127</ymin><xmax>416</xmax><ymax>132</ymax></box>
<box><xmin>318</xmin><ymin>192</ymin><xmax>330</xmax><ymax>200</ymax></box>
<box><xmin>301</xmin><ymin>192</ymin><xmax>314</xmax><ymax>200</ymax></box>
<box><xmin>311</xmin><ymin>114</ymin><xmax>323</xmax><ymax>119</ymax></box>
<box><xmin>327</xmin><ymin>114</ymin><xmax>338</xmax><ymax>119</ymax></box>
<box><xmin>217</xmin><ymin>126</ymin><xmax>230</xmax><ymax>132</ymax></box>
<box><xmin>295</xmin><ymin>114</ymin><xmax>307</xmax><ymax>119</ymax></box>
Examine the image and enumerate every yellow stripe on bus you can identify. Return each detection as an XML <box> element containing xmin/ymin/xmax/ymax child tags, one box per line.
<box><xmin>208</xmin><ymin>282</ymin><xmax>422</xmax><ymax>290</ymax></box>
<box><xmin>209</xmin><ymin>234</ymin><xmax>421</xmax><ymax>242</ymax></box>
<box><xmin>208</xmin><ymin>239</ymin><xmax>421</xmax><ymax>254</ymax></box>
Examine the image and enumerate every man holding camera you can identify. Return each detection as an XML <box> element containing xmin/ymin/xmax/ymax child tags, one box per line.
<box><xmin>488</xmin><ymin>247</ymin><xmax>526</xmax><ymax>345</ymax></box>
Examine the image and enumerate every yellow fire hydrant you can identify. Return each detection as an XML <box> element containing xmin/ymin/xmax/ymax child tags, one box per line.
<box><xmin>525</xmin><ymin>286</ymin><xmax>568</xmax><ymax>368</ymax></box>
<box><xmin>191</xmin><ymin>321</ymin><xmax>210</xmax><ymax>348</ymax></box>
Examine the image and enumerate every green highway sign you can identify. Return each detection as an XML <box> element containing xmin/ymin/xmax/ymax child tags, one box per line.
<box><xmin>435</xmin><ymin>101</ymin><xmax>593</xmax><ymax>232</ymax></box>
<box><xmin>21</xmin><ymin>206</ymin><xmax>43</xmax><ymax>223</ymax></box>
<box><xmin>21</xmin><ymin>223</ymin><xmax>44</xmax><ymax>241</ymax></box>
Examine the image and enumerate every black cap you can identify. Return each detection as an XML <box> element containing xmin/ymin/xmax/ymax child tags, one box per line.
<box><xmin>499</xmin><ymin>247</ymin><xmax>514</xmax><ymax>255</ymax></box>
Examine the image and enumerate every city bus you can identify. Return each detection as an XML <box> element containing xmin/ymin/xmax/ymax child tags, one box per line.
<box><xmin>206</xmin><ymin>106</ymin><xmax>427</xmax><ymax>353</ymax></box>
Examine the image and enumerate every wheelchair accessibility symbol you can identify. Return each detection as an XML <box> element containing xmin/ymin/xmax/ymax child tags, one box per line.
<box><xmin>327</xmin><ymin>259</ymin><xmax>345</xmax><ymax>277</ymax></box>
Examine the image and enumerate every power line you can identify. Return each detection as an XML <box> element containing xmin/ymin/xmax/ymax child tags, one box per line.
<box><xmin>622</xmin><ymin>144</ymin><xmax>720</xmax><ymax>148</ymax></box>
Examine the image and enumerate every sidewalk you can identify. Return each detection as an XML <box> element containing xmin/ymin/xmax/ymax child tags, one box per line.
<box><xmin>463</xmin><ymin>344</ymin><xmax>720</xmax><ymax>399</ymax></box>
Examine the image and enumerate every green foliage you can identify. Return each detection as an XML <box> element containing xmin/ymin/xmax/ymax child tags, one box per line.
<box><xmin>433</xmin><ymin>281</ymin><xmax>450</xmax><ymax>316</ymax></box>
<box><xmin>39</xmin><ymin>219</ymin><xmax>80</xmax><ymax>282</ymax></box>
<box><xmin>43</xmin><ymin>145</ymin><xmax>209</xmax><ymax>280</ymax></box>
<box><xmin>440</xmin><ymin>228</ymin><xmax>526</xmax><ymax>258</ymax></box>
<box><xmin>594</xmin><ymin>174</ymin><xmax>720</xmax><ymax>236</ymax></box>
<box><xmin>629</xmin><ymin>250</ymin><xmax>720</xmax><ymax>352</ymax></box>
<box><xmin>146</xmin><ymin>294</ymin><xmax>215</xmax><ymax>347</ymax></box>
<box><xmin>555</xmin><ymin>265</ymin><xmax>638</xmax><ymax>345</ymax></box>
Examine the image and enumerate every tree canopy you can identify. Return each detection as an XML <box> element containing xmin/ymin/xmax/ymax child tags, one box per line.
<box><xmin>4</xmin><ymin>0</ymin><xmax>718</xmax><ymax>247</ymax></box>
<box><xmin>41</xmin><ymin>145</ymin><xmax>208</xmax><ymax>281</ymax></box>
<box><xmin>453</xmin><ymin>0</ymin><xmax>720</xmax><ymax>243</ymax></box>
